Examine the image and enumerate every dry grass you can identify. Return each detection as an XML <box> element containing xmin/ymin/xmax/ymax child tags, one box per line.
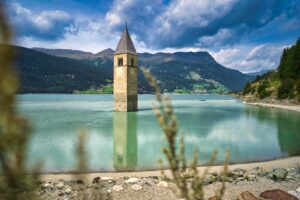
<box><xmin>0</xmin><ymin>4</ymin><xmax>110</xmax><ymax>199</ymax></box>
<box><xmin>0</xmin><ymin>2</ymin><xmax>40</xmax><ymax>199</ymax></box>
<box><xmin>142</xmin><ymin>67</ymin><xmax>229</xmax><ymax>200</ymax></box>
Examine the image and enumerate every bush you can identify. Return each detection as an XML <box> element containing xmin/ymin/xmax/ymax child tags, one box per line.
<box><xmin>242</xmin><ymin>82</ymin><xmax>252</xmax><ymax>95</ymax></box>
<box><xmin>277</xmin><ymin>79</ymin><xmax>294</xmax><ymax>99</ymax></box>
<box><xmin>296</xmin><ymin>79</ymin><xmax>300</xmax><ymax>101</ymax></box>
<box><xmin>257</xmin><ymin>81</ymin><xmax>270</xmax><ymax>99</ymax></box>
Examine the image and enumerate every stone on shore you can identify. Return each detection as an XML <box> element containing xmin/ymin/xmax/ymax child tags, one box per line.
<box><xmin>112</xmin><ymin>185</ymin><xmax>124</xmax><ymax>192</ymax></box>
<box><xmin>287</xmin><ymin>168</ymin><xmax>300</xmax><ymax>180</ymax></box>
<box><xmin>289</xmin><ymin>191</ymin><xmax>300</xmax><ymax>199</ymax></box>
<box><xmin>208</xmin><ymin>196</ymin><xmax>217</xmax><ymax>200</ymax></box>
<box><xmin>156</xmin><ymin>181</ymin><xmax>169</xmax><ymax>187</ymax></box>
<box><xmin>269</xmin><ymin>168</ymin><xmax>287</xmax><ymax>181</ymax></box>
<box><xmin>125</xmin><ymin>177</ymin><xmax>140</xmax><ymax>184</ymax></box>
<box><xmin>260</xmin><ymin>189</ymin><xmax>299</xmax><ymax>200</ymax></box>
<box><xmin>92</xmin><ymin>177</ymin><xmax>101</xmax><ymax>184</ymax></box>
<box><xmin>42</xmin><ymin>182</ymin><xmax>53</xmax><ymax>193</ymax></box>
<box><xmin>237</xmin><ymin>191</ymin><xmax>259</xmax><ymax>200</ymax></box>
<box><xmin>56</xmin><ymin>182</ymin><xmax>65</xmax><ymax>189</ymax></box>
<box><xmin>131</xmin><ymin>184</ymin><xmax>143</xmax><ymax>191</ymax></box>
<box><xmin>64</xmin><ymin>187</ymin><xmax>72</xmax><ymax>195</ymax></box>
<box><xmin>101</xmin><ymin>177</ymin><xmax>114</xmax><ymax>181</ymax></box>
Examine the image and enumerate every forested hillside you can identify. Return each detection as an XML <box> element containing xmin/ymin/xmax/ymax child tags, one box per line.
<box><xmin>35</xmin><ymin>48</ymin><xmax>253</xmax><ymax>93</ymax></box>
<box><xmin>12</xmin><ymin>46</ymin><xmax>111</xmax><ymax>93</ymax></box>
<box><xmin>7</xmin><ymin>45</ymin><xmax>254</xmax><ymax>94</ymax></box>
<box><xmin>243</xmin><ymin>38</ymin><xmax>300</xmax><ymax>101</ymax></box>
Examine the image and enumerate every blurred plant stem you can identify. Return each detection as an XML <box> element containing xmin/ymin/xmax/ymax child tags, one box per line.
<box><xmin>142</xmin><ymin>66</ymin><xmax>229</xmax><ymax>200</ymax></box>
<box><xmin>0</xmin><ymin>2</ymin><xmax>39</xmax><ymax>199</ymax></box>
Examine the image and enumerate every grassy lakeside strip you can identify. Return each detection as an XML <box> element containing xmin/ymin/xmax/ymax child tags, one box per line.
<box><xmin>74</xmin><ymin>85</ymin><xmax>113</xmax><ymax>94</ymax></box>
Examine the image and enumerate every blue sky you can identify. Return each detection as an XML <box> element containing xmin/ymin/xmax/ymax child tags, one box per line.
<box><xmin>6</xmin><ymin>0</ymin><xmax>300</xmax><ymax>73</ymax></box>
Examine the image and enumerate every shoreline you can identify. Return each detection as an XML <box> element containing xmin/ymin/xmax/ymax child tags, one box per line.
<box><xmin>41</xmin><ymin>156</ymin><xmax>300</xmax><ymax>182</ymax></box>
<box><xmin>37</xmin><ymin>156</ymin><xmax>300</xmax><ymax>199</ymax></box>
<box><xmin>246</xmin><ymin>102</ymin><xmax>300</xmax><ymax>113</ymax></box>
<box><xmin>22</xmin><ymin>100</ymin><xmax>300</xmax><ymax>199</ymax></box>
<box><xmin>40</xmin><ymin>101</ymin><xmax>300</xmax><ymax>183</ymax></box>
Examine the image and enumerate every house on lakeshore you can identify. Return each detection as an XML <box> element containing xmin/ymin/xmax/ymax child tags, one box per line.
<box><xmin>113</xmin><ymin>23</ymin><xmax>138</xmax><ymax>112</ymax></box>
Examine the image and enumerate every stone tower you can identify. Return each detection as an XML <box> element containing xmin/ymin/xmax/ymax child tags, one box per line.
<box><xmin>113</xmin><ymin>23</ymin><xmax>138</xmax><ymax>112</ymax></box>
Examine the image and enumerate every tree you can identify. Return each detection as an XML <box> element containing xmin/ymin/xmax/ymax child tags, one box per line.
<box><xmin>277</xmin><ymin>79</ymin><xmax>294</xmax><ymax>99</ymax></box>
<box><xmin>257</xmin><ymin>80</ymin><xmax>270</xmax><ymax>99</ymax></box>
<box><xmin>242</xmin><ymin>82</ymin><xmax>252</xmax><ymax>95</ymax></box>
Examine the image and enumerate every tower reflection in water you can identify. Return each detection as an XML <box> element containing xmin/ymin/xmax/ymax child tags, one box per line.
<box><xmin>113</xmin><ymin>112</ymin><xmax>137</xmax><ymax>171</ymax></box>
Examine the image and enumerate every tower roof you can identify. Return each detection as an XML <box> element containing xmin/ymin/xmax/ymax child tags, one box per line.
<box><xmin>114</xmin><ymin>23</ymin><xmax>137</xmax><ymax>55</ymax></box>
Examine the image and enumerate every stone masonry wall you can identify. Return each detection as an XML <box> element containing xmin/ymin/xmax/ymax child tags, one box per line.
<box><xmin>114</xmin><ymin>53</ymin><xmax>138</xmax><ymax>112</ymax></box>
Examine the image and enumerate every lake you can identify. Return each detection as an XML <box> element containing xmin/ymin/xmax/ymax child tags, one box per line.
<box><xmin>17</xmin><ymin>94</ymin><xmax>300</xmax><ymax>172</ymax></box>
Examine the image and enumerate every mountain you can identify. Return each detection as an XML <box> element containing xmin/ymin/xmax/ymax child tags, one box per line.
<box><xmin>32</xmin><ymin>48</ymin><xmax>253</xmax><ymax>93</ymax></box>
<box><xmin>32</xmin><ymin>47</ymin><xmax>95</xmax><ymax>60</ymax></box>
<box><xmin>13</xmin><ymin>46</ymin><xmax>110</xmax><ymax>93</ymax></box>
<box><xmin>96</xmin><ymin>48</ymin><xmax>114</xmax><ymax>58</ymax></box>
<box><xmin>246</xmin><ymin>69</ymin><xmax>273</xmax><ymax>76</ymax></box>
<box><xmin>138</xmin><ymin>51</ymin><xmax>253</xmax><ymax>92</ymax></box>
<box><xmin>243</xmin><ymin>38</ymin><xmax>300</xmax><ymax>101</ymax></box>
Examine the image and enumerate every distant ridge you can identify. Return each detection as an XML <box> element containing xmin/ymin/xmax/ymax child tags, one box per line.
<box><xmin>32</xmin><ymin>47</ymin><xmax>94</xmax><ymax>59</ymax></box>
<box><xmin>15</xmin><ymin>46</ymin><xmax>110</xmax><ymax>93</ymax></box>
<box><xmin>17</xmin><ymin>46</ymin><xmax>254</xmax><ymax>93</ymax></box>
<box><xmin>246</xmin><ymin>69</ymin><xmax>273</xmax><ymax>76</ymax></box>
<box><xmin>96</xmin><ymin>48</ymin><xmax>114</xmax><ymax>58</ymax></box>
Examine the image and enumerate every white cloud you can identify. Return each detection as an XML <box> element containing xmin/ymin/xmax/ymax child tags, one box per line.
<box><xmin>151</xmin><ymin>0</ymin><xmax>238</xmax><ymax>42</ymax></box>
<box><xmin>32</xmin><ymin>10</ymin><xmax>71</xmax><ymax>31</ymax></box>
<box><xmin>105</xmin><ymin>0</ymin><xmax>137</xmax><ymax>28</ymax></box>
<box><xmin>10</xmin><ymin>1</ymin><xmax>297</xmax><ymax>75</ymax></box>
<box><xmin>14</xmin><ymin>0</ymin><xmax>162</xmax><ymax>53</ymax></box>
<box><xmin>198</xmin><ymin>28</ymin><xmax>234</xmax><ymax>46</ymax></box>
<box><xmin>12</xmin><ymin>2</ymin><xmax>31</xmax><ymax>15</ymax></box>
<box><xmin>19</xmin><ymin>20</ymin><xmax>118</xmax><ymax>53</ymax></box>
<box><xmin>210</xmin><ymin>48</ymin><xmax>240</xmax><ymax>65</ymax></box>
<box><xmin>10</xmin><ymin>3</ymin><xmax>73</xmax><ymax>40</ymax></box>
<box><xmin>105</xmin><ymin>0</ymin><xmax>162</xmax><ymax>29</ymax></box>
<box><xmin>162</xmin><ymin>0</ymin><xmax>237</xmax><ymax>27</ymax></box>
<box><xmin>19</xmin><ymin>18</ymin><xmax>152</xmax><ymax>53</ymax></box>
<box><xmin>105</xmin><ymin>11</ymin><xmax>122</xmax><ymax>28</ymax></box>
<box><xmin>211</xmin><ymin>44</ymin><xmax>288</xmax><ymax>73</ymax></box>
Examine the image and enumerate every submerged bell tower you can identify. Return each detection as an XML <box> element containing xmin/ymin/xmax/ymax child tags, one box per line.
<box><xmin>113</xmin><ymin>23</ymin><xmax>138</xmax><ymax>112</ymax></box>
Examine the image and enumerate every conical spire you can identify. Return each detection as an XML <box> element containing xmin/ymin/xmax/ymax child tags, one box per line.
<box><xmin>114</xmin><ymin>23</ymin><xmax>137</xmax><ymax>55</ymax></box>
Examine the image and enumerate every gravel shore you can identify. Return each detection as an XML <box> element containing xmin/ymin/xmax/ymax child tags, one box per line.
<box><xmin>37</xmin><ymin>164</ymin><xmax>300</xmax><ymax>200</ymax></box>
<box><xmin>34</xmin><ymin>157</ymin><xmax>300</xmax><ymax>200</ymax></box>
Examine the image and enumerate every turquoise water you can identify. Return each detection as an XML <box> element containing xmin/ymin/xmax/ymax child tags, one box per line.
<box><xmin>17</xmin><ymin>94</ymin><xmax>300</xmax><ymax>172</ymax></box>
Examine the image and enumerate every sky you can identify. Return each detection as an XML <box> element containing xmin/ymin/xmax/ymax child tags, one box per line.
<box><xmin>5</xmin><ymin>0</ymin><xmax>300</xmax><ymax>73</ymax></box>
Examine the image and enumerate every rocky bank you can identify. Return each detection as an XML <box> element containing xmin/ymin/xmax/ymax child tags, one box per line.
<box><xmin>34</xmin><ymin>165</ymin><xmax>300</xmax><ymax>200</ymax></box>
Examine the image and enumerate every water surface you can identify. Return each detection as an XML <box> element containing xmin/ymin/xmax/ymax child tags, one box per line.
<box><xmin>17</xmin><ymin>94</ymin><xmax>300</xmax><ymax>172</ymax></box>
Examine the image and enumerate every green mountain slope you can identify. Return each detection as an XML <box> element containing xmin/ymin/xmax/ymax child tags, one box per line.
<box><xmin>139</xmin><ymin>52</ymin><xmax>252</xmax><ymax>92</ymax></box>
<box><xmin>34</xmin><ymin>47</ymin><xmax>253</xmax><ymax>93</ymax></box>
<box><xmin>13</xmin><ymin>46</ymin><xmax>110</xmax><ymax>93</ymax></box>
<box><xmin>243</xmin><ymin>38</ymin><xmax>300</xmax><ymax>101</ymax></box>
